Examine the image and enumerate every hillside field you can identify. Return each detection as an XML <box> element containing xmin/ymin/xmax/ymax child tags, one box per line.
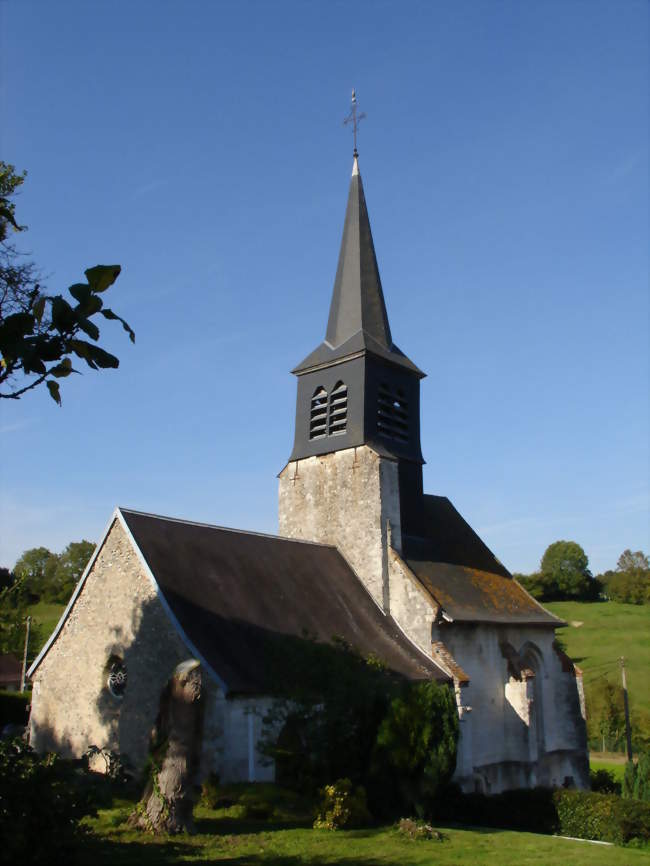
<box><xmin>545</xmin><ymin>601</ymin><xmax>650</xmax><ymax>720</ymax></box>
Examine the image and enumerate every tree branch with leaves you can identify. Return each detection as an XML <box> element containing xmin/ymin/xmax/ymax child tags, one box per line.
<box><xmin>0</xmin><ymin>161</ymin><xmax>135</xmax><ymax>404</ymax></box>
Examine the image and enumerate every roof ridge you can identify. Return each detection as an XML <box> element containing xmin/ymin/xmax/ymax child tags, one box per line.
<box><xmin>118</xmin><ymin>507</ymin><xmax>338</xmax><ymax>549</ymax></box>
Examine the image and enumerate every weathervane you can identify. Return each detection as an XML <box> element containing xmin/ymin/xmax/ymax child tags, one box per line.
<box><xmin>344</xmin><ymin>89</ymin><xmax>366</xmax><ymax>157</ymax></box>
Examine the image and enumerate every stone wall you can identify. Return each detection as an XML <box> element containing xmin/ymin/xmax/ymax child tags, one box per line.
<box><xmin>29</xmin><ymin>519</ymin><xmax>202</xmax><ymax>770</ymax></box>
<box><xmin>279</xmin><ymin>446</ymin><xmax>401</xmax><ymax>610</ymax></box>
<box><xmin>434</xmin><ymin>622</ymin><xmax>589</xmax><ymax>792</ymax></box>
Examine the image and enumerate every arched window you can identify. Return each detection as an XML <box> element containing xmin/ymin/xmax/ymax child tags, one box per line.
<box><xmin>328</xmin><ymin>381</ymin><xmax>348</xmax><ymax>435</ymax></box>
<box><xmin>377</xmin><ymin>384</ymin><xmax>409</xmax><ymax>442</ymax></box>
<box><xmin>309</xmin><ymin>387</ymin><xmax>328</xmax><ymax>439</ymax></box>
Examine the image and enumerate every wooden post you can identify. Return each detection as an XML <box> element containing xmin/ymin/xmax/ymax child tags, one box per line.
<box><xmin>620</xmin><ymin>656</ymin><xmax>633</xmax><ymax>761</ymax></box>
<box><xmin>20</xmin><ymin>616</ymin><xmax>31</xmax><ymax>692</ymax></box>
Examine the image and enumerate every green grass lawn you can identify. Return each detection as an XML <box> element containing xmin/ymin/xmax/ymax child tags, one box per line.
<box><xmin>79</xmin><ymin>798</ymin><xmax>649</xmax><ymax>865</ymax></box>
<box><xmin>545</xmin><ymin>601</ymin><xmax>650</xmax><ymax>742</ymax></box>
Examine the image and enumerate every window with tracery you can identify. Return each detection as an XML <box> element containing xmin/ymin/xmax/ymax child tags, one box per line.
<box><xmin>106</xmin><ymin>656</ymin><xmax>128</xmax><ymax>698</ymax></box>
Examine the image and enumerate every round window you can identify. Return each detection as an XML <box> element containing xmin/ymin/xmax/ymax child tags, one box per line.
<box><xmin>106</xmin><ymin>658</ymin><xmax>127</xmax><ymax>698</ymax></box>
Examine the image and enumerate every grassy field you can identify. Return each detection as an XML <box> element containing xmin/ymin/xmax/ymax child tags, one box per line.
<box><xmin>79</xmin><ymin>798</ymin><xmax>649</xmax><ymax>865</ymax></box>
<box><xmin>545</xmin><ymin>601</ymin><xmax>650</xmax><ymax>739</ymax></box>
<box><xmin>25</xmin><ymin>600</ymin><xmax>66</xmax><ymax>664</ymax></box>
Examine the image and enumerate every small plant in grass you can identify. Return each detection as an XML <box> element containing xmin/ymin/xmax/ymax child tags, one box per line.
<box><xmin>313</xmin><ymin>778</ymin><xmax>370</xmax><ymax>830</ymax></box>
<box><xmin>397</xmin><ymin>817</ymin><xmax>444</xmax><ymax>841</ymax></box>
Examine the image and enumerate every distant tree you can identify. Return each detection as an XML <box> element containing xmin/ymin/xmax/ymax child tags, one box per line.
<box><xmin>539</xmin><ymin>540</ymin><xmax>598</xmax><ymax>601</ymax></box>
<box><xmin>0</xmin><ymin>161</ymin><xmax>135</xmax><ymax>404</ymax></box>
<box><xmin>514</xmin><ymin>571</ymin><xmax>548</xmax><ymax>600</ymax></box>
<box><xmin>51</xmin><ymin>540</ymin><xmax>95</xmax><ymax>603</ymax></box>
<box><xmin>13</xmin><ymin>547</ymin><xmax>59</xmax><ymax>603</ymax></box>
<box><xmin>617</xmin><ymin>550</ymin><xmax>650</xmax><ymax>573</ymax></box>
<box><xmin>601</xmin><ymin>550</ymin><xmax>650</xmax><ymax>604</ymax></box>
<box><xmin>0</xmin><ymin>580</ymin><xmax>27</xmax><ymax>655</ymax></box>
<box><xmin>0</xmin><ymin>567</ymin><xmax>14</xmax><ymax>593</ymax></box>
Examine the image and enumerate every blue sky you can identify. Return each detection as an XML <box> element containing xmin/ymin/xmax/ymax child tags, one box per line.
<box><xmin>1</xmin><ymin>0</ymin><xmax>647</xmax><ymax>575</ymax></box>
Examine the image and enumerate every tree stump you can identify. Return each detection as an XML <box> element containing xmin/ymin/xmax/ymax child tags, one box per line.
<box><xmin>130</xmin><ymin>659</ymin><xmax>203</xmax><ymax>834</ymax></box>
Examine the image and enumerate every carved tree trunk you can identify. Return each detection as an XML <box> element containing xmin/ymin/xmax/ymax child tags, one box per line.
<box><xmin>131</xmin><ymin>659</ymin><xmax>203</xmax><ymax>834</ymax></box>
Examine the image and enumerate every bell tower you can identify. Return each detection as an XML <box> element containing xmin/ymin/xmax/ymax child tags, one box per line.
<box><xmin>279</xmin><ymin>96</ymin><xmax>426</xmax><ymax>607</ymax></box>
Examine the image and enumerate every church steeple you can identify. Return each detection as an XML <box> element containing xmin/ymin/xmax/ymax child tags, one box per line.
<box><xmin>293</xmin><ymin>154</ymin><xmax>422</xmax><ymax>377</ymax></box>
<box><xmin>288</xmin><ymin>98</ymin><xmax>424</xmax><ymax>465</ymax></box>
<box><xmin>324</xmin><ymin>155</ymin><xmax>392</xmax><ymax>350</ymax></box>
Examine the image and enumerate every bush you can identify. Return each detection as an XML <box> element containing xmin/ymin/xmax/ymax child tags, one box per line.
<box><xmin>554</xmin><ymin>789</ymin><xmax>650</xmax><ymax>844</ymax></box>
<box><xmin>0</xmin><ymin>690</ymin><xmax>30</xmax><ymax>727</ymax></box>
<box><xmin>313</xmin><ymin>778</ymin><xmax>370</xmax><ymax>830</ymax></box>
<box><xmin>590</xmin><ymin>768</ymin><xmax>621</xmax><ymax>795</ymax></box>
<box><xmin>436</xmin><ymin>785</ymin><xmax>650</xmax><ymax>845</ymax></box>
<box><xmin>0</xmin><ymin>738</ymin><xmax>102</xmax><ymax>863</ymax></box>
<box><xmin>396</xmin><ymin>817</ymin><xmax>444</xmax><ymax>840</ymax></box>
<box><xmin>623</xmin><ymin>753</ymin><xmax>650</xmax><ymax>802</ymax></box>
<box><xmin>371</xmin><ymin>680</ymin><xmax>458</xmax><ymax>817</ymax></box>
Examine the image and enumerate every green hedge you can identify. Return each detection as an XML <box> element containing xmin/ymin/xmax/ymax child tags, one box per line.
<box><xmin>0</xmin><ymin>690</ymin><xmax>30</xmax><ymax>726</ymax></box>
<box><xmin>435</xmin><ymin>786</ymin><xmax>650</xmax><ymax>845</ymax></box>
<box><xmin>554</xmin><ymin>789</ymin><xmax>650</xmax><ymax>844</ymax></box>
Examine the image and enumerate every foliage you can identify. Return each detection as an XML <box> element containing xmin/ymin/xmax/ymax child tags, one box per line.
<box><xmin>598</xmin><ymin>551</ymin><xmax>650</xmax><ymax>605</ymax></box>
<box><xmin>313</xmin><ymin>778</ymin><xmax>370</xmax><ymax>830</ymax></box>
<box><xmin>13</xmin><ymin>547</ymin><xmax>59</xmax><ymax>603</ymax></box>
<box><xmin>553</xmin><ymin>788</ymin><xmax>650</xmax><ymax>844</ymax></box>
<box><xmin>539</xmin><ymin>540</ymin><xmax>599</xmax><ymax>601</ymax></box>
<box><xmin>372</xmin><ymin>680</ymin><xmax>458</xmax><ymax>817</ymax></box>
<box><xmin>623</xmin><ymin>753</ymin><xmax>650</xmax><ymax>802</ymax></box>
<box><xmin>13</xmin><ymin>540</ymin><xmax>94</xmax><ymax>604</ymax></box>
<box><xmin>0</xmin><ymin>737</ymin><xmax>101</xmax><ymax>864</ymax></box>
<box><xmin>437</xmin><ymin>785</ymin><xmax>650</xmax><ymax>845</ymax></box>
<box><xmin>0</xmin><ymin>161</ymin><xmax>134</xmax><ymax>404</ymax></box>
<box><xmin>199</xmin><ymin>781</ymin><xmax>313</xmax><ymax>824</ymax></box>
<box><xmin>0</xmin><ymin>572</ymin><xmax>31</xmax><ymax>655</ymax></box>
<box><xmin>396</xmin><ymin>817</ymin><xmax>444</xmax><ymax>840</ymax></box>
<box><xmin>260</xmin><ymin>635</ymin><xmax>403</xmax><ymax>793</ymax></box>
<box><xmin>0</xmin><ymin>690</ymin><xmax>30</xmax><ymax>727</ymax></box>
<box><xmin>590</xmin><ymin>768</ymin><xmax>621</xmax><ymax>795</ymax></box>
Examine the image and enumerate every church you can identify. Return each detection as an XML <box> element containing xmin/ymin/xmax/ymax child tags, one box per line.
<box><xmin>27</xmin><ymin>140</ymin><xmax>589</xmax><ymax>794</ymax></box>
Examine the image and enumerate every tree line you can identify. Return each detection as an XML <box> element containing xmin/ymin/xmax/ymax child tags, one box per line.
<box><xmin>0</xmin><ymin>541</ymin><xmax>94</xmax><ymax>655</ymax></box>
<box><xmin>513</xmin><ymin>542</ymin><xmax>650</xmax><ymax>604</ymax></box>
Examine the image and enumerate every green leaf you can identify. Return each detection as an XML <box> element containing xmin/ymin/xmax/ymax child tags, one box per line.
<box><xmin>86</xmin><ymin>344</ymin><xmax>119</xmax><ymax>369</ymax></box>
<box><xmin>77</xmin><ymin>317</ymin><xmax>100</xmax><ymax>341</ymax></box>
<box><xmin>32</xmin><ymin>295</ymin><xmax>47</xmax><ymax>324</ymax></box>
<box><xmin>84</xmin><ymin>265</ymin><xmax>121</xmax><ymax>293</ymax></box>
<box><xmin>68</xmin><ymin>283</ymin><xmax>92</xmax><ymax>304</ymax></box>
<box><xmin>50</xmin><ymin>358</ymin><xmax>76</xmax><ymax>378</ymax></box>
<box><xmin>101</xmin><ymin>308</ymin><xmax>136</xmax><ymax>343</ymax></box>
<box><xmin>50</xmin><ymin>296</ymin><xmax>76</xmax><ymax>332</ymax></box>
<box><xmin>46</xmin><ymin>380</ymin><xmax>61</xmax><ymax>405</ymax></box>
<box><xmin>69</xmin><ymin>339</ymin><xmax>96</xmax><ymax>368</ymax></box>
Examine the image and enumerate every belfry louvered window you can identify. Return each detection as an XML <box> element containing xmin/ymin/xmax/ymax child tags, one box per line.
<box><xmin>328</xmin><ymin>381</ymin><xmax>348</xmax><ymax>435</ymax></box>
<box><xmin>309</xmin><ymin>387</ymin><xmax>328</xmax><ymax>439</ymax></box>
<box><xmin>377</xmin><ymin>384</ymin><xmax>409</xmax><ymax>442</ymax></box>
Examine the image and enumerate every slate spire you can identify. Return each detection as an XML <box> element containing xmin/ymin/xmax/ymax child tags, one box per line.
<box><xmin>324</xmin><ymin>156</ymin><xmax>393</xmax><ymax>351</ymax></box>
<box><xmin>293</xmin><ymin>154</ymin><xmax>422</xmax><ymax>375</ymax></box>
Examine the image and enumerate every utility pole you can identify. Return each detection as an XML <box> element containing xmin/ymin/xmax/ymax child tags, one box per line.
<box><xmin>620</xmin><ymin>656</ymin><xmax>633</xmax><ymax>761</ymax></box>
<box><xmin>20</xmin><ymin>616</ymin><xmax>31</xmax><ymax>693</ymax></box>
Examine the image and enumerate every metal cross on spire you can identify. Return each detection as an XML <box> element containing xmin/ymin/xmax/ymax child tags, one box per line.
<box><xmin>344</xmin><ymin>89</ymin><xmax>366</xmax><ymax>157</ymax></box>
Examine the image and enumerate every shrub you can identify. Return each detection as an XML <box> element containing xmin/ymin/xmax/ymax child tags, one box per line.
<box><xmin>623</xmin><ymin>753</ymin><xmax>650</xmax><ymax>802</ymax></box>
<box><xmin>436</xmin><ymin>785</ymin><xmax>650</xmax><ymax>845</ymax></box>
<box><xmin>590</xmin><ymin>768</ymin><xmax>621</xmax><ymax>795</ymax></box>
<box><xmin>397</xmin><ymin>817</ymin><xmax>444</xmax><ymax>840</ymax></box>
<box><xmin>0</xmin><ymin>738</ymin><xmax>101</xmax><ymax>864</ymax></box>
<box><xmin>313</xmin><ymin>778</ymin><xmax>370</xmax><ymax>830</ymax></box>
<box><xmin>372</xmin><ymin>680</ymin><xmax>458</xmax><ymax>817</ymax></box>
<box><xmin>0</xmin><ymin>690</ymin><xmax>30</xmax><ymax>727</ymax></box>
<box><xmin>554</xmin><ymin>789</ymin><xmax>650</xmax><ymax>844</ymax></box>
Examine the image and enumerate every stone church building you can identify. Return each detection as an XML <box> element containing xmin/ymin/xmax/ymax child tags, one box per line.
<box><xmin>28</xmin><ymin>151</ymin><xmax>588</xmax><ymax>793</ymax></box>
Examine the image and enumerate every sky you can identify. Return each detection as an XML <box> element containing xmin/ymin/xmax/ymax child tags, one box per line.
<box><xmin>0</xmin><ymin>0</ymin><xmax>648</xmax><ymax>576</ymax></box>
